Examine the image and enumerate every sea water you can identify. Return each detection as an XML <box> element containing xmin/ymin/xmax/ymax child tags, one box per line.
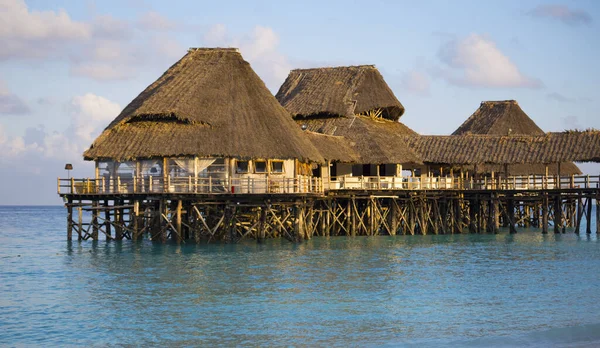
<box><xmin>1</xmin><ymin>206</ymin><xmax>600</xmax><ymax>347</ymax></box>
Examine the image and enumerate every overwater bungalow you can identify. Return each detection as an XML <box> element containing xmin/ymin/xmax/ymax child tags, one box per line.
<box><xmin>57</xmin><ymin>49</ymin><xmax>600</xmax><ymax>242</ymax></box>
<box><xmin>82</xmin><ymin>48</ymin><xmax>324</xmax><ymax>195</ymax></box>
<box><xmin>276</xmin><ymin>65</ymin><xmax>421</xmax><ymax>189</ymax></box>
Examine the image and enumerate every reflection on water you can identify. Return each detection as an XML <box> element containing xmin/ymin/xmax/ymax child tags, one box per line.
<box><xmin>1</xmin><ymin>206</ymin><xmax>600</xmax><ymax>346</ymax></box>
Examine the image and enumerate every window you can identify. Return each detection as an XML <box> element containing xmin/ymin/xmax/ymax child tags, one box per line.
<box><xmin>254</xmin><ymin>160</ymin><xmax>267</xmax><ymax>173</ymax></box>
<box><xmin>271</xmin><ymin>161</ymin><xmax>284</xmax><ymax>174</ymax></box>
<box><xmin>236</xmin><ymin>160</ymin><xmax>249</xmax><ymax>173</ymax></box>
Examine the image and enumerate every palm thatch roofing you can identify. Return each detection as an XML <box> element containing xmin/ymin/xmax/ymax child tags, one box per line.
<box><xmin>451</xmin><ymin>100</ymin><xmax>580</xmax><ymax>175</ymax></box>
<box><xmin>404</xmin><ymin>131</ymin><xmax>600</xmax><ymax>166</ymax></box>
<box><xmin>83</xmin><ymin>48</ymin><xmax>324</xmax><ymax>163</ymax></box>
<box><xmin>300</xmin><ymin>115</ymin><xmax>421</xmax><ymax>164</ymax></box>
<box><xmin>275</xmin><ymin>65</ymin><xmax>405</xmax><ymax>121</ymax></box>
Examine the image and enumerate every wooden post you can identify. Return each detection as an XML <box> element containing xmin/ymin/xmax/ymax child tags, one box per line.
<box><xmin>576</xmin><ymin>192</ymin><xmax>583</xmax><ymax>234</ymax></box>
<box><xmin>586</xmin><ymin>197</ymin><xmax>592</xmax><ymax>234</ymax></box>
<box><xmin>507</xmin><ymin>195</ymin><xmax>516</xmax><ymax>234</ymax></box>
<box><xmin>67</xmin><ymin>198</ymin><xmax>73</xmax><ymax>240</ymax></box>
<box><xmin>92</xmin><ymin>200</ymin><xmax>99</xmax><ymax>240</ymax></box>
<box><xmin>77</xmin><ymin>206</ymin><xmax>83</xmax><ymax>241</ymax></box>
<box><xmin>114</xmin><ymin>200</ymin><xmax>123</xmax><ymax>240</ymax></box>
<box><xmin>103</xmin><ymin>200</ymin><xmax>111</xmax><ymax>239</ymax></box>
<box><xmin>542</xmin><ymin>193</ymin><xmax>549</xmax><ymax>234</ymax></box>
<box><xmin>554</xmin><ymin>195</ymin><xmax>562</xmax><ymax>234</ymax></box>
<box><xmin>469</xmin><ymin>199</ymin><xmax>476</xmax><ymax>233</ymax></box>
<box><xmin>487</xmin><ymin>195</ymin><xmax>495</xmax><ymax>233</ymax></box>
<box><xmin>257</xmin><ymin>206</ymin><xmax>267</xmax><ymax>243</ymax></box>
<box><xmin>132</xmin><ymin>200</ymin><xmax>140</xmax><ymax>241</ymax></box>
<box><xmin>294</xmin><ymin>202</ymin><xmax>304</xmax><ymax>242</ymax></box>
<box><xmin>175</xmin><ymin>200</ymin><xmax>182</xmax><ymax>243</ymax></box>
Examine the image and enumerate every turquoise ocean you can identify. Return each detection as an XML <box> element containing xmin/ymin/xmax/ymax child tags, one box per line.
<box><xmin>1</xmin><ymin>206</ymin><xmax>600</xmax><ymax>347</ymax></box>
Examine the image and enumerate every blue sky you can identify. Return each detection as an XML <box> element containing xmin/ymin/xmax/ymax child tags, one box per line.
<box><xmin>0</xmin><ymin>0</ymin><xmax>599</xmax><ymax>204</ymax></box>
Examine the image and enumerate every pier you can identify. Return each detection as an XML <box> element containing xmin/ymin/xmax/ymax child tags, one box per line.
<box><xmin>59</xmin><ymin>174</ymin><xmax>600</xmax><ymax>242</ymax></box>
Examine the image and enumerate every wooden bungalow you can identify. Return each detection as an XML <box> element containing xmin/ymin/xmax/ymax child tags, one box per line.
<box><xmin>275</xmin><ymin>65</ymin><xmax>421</xmax><ymax>189</ymax></box>
<box><xmin>452</xmin><ymin>100</ymin><xmax>581</xmax><ymax>176</ymax></box>
<box><xmin>83</xmin><ymin>48</ymin><xmax>324</xmax><ymax>195</ymax></box>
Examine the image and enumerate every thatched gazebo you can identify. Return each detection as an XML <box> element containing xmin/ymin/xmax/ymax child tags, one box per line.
<box><xmin>452</xmin><ymin>100</ymin><xmax>581</xmax><ymax>176</ymax></box>
<box><xmin>84</xmin><ymin>48</ymin><xmax>324</xmax><ymax>194</ymax></box>
<box><xmin>276</xmin><ymin>65</ymin><xmax>421</xmax><ymax>188</ymax></box>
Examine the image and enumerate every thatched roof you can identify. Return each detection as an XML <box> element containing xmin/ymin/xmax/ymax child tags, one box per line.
<box><xmin>301</xmin><ymin>115</ymin><xmax>421</xmax><ymax>164</ymax></box>
<box><xmin>84</xmin><ymin>48</ymin><xmax>324</xmax><ymax>163</ymax></box>
<box><xmin>405</xmin><ymin>131</ymin><xmax>600</xmax><ymax>166</ymax></box>
<box><xmin>451</xmin><ymin>100</ymin><xmax>580</xmax><ymax>174</ymax></box>
<box><xmin>453</xmin><ymin>100</ymin><xmax>544</xmax><ymax>135</ymax></box>
<box><xmin>276</xmin><ymin>65</ymin><xmax>405</xmax><ymax>121</ymax></box>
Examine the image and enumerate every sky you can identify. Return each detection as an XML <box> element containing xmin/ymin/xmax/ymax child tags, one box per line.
<box><xmin>0</xmin><ymin>0</ymin><xmax>599</xmax><ymax>205</ymax></box>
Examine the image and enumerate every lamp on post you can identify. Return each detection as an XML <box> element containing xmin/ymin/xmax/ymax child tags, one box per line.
<box><xmin>65</xmin><ymin>163</ymin><xmax>73</xmax><ymax>179</ymax></box>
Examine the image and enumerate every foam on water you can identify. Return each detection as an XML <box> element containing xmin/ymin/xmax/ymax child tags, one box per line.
<box><xmin>1</xmin><ymin>206</ymin><xmax>599</xmax><ymax>346</ymax></box>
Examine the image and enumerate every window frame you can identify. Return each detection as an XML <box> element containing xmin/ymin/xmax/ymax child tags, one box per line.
<box><xmin>236</xmin><ymin>160</ymin><xmax>250</xmax><ymax>174</ymax></box>
<box><xmin>254</xmin><ymin>160</ymin><xmax>268</xmax><ymax>174</ymax></box>
<box><xmin>270</xmin><ymin>160</ymin><xmax>285</xmax><ymax>174</ymax></box>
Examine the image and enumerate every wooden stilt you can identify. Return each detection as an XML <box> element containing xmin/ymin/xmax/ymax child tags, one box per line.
<box><xmin>104</xmin><ymin>200</ymin><xmax>111</xmax><ymax>239</ymax></box>
<box><xmin>175</xmin><ymin>200</ymin><xmax>182</xmax><ymax>243</ymax></box>
<box><xmin>554</xmin><ymin>195</ymin><xmax>562</xmax><ymax>234</ymax></box>
<box><xmin>91</xmin><ymin>200</ymin><xmax>99</xmax><ymax>241</ymax></box>
<box><xmin>576</xmin><ymin>193</ymin><xmax>583</xmax><ymax>234</ymax></box>
<box><xmin>508</xmin><ymin>196</ymin><xmax>516</xmax><ymax>234</ymax></box>
<box><xmin>586</xmin><ymin>197</ymin><xmax>592</xmax><ymax>234</ymax></box>
<box><xmin>67</xmin><ymin>198</ymin><xmax>73</xmax><ymax>241</ymax></box>
<box><xmin>542</xmin><ymin>194</ymin><xmax>549</xmax><ymax>234</ymax></box>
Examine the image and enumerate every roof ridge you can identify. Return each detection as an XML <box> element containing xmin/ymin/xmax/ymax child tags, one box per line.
<box><xmin>290</xmin><ymin>65</ymin><xmax>376</xmax><ymax>72</ymax></box>
<box><xmin>481</xmin><ymin>100</ymin><xmax>518</xmax><ymax>105</ymax></box>
<box><xmin>187</xmin><ymin>47</ymin><xmax>240</xmax><ymax>53</ymax></box>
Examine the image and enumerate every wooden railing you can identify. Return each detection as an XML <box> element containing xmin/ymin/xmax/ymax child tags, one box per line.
<box><xmin>57</xmin><ymin>175</ymin><xmax>324</xmax><ymax>195</ymax></box>
<box><xmin>329</xmin><ymin>175</ymin><xmax>600</xmax><ymax>191</ymax></box>
<box><xmin>58</xmin><ymin>174</ymin><xmax>600</xmax><ymax>195</ymax></box>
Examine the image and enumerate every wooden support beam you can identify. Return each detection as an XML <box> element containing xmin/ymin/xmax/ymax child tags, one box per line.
<box><xmin>115</xmin><ymin>200</ymin><xmax>123</xmax><ymax>240</ymax></box>
<box><xmin>586</xmin><ymin>197</ymin><xmax>592</xmax><ymax>234</ymax></box>
<box><xmin>507</xmin><ymin>196</ymin><xmax>516</xmax><ymax>234</ymax></box>
<box><xmin>469</xmin><ymin>200</ymin><xmax>476</xmax><ymax>233</ymax></box>
<box><xmin>92</xmin><ymin>201</ymin><xmax>99</xmax><ymax>241</ymax></box>
<box><xmin>175</xmin><ymin>200</ymin><xmax>182</xmax><ymax>243</ymax></box>
<box><xmin>257</xmin><ymin>206</ymin><xmax>267</xmax><ymax>243</ymax></box>
<box><xmin>575</xmin><ymin>193</ymin><xmax>583</xmax><ymax>234</ymax></box>
<box><xmin>542</xmin><ymin>194</ymin><xmax>549</xmax><ymax>234</ymax></box>
<box><xmin>104</xmin><ymin>200</ymin><xmax>111</xmax><ymax>239</ymax></box>
<box><xmin>67</xmin><ymin>198</ymin><xmax>73</xmax><ymax>241</ymax></box>
<box><xmin>554</xmin><ymin>195</ymin><xmax>562</xmax><ymax>234</ymax></box>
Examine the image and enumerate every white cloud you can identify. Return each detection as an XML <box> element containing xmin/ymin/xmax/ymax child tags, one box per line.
<box><xmin>0</xmin><ymin>93</ymin><xmax>119</xmax><ymax>164</ymax></box>
<box><xmin>0</xmin><ymin>0</ymin><xmax>90</xmax><ymax>60</ymax></box>
<box><xmin>528</xmin><ymin>5</ymin><xmax>592</xmax><ymax>26</ymax></box>
<box><xmin>137</xmin><ymin>11</ymin><xmax>178</xmax><ymax>31</ymax></box>
<box><xmin>0</xmin><ymin>1</ymin><xmax>185</xmax><ymax>81</ymax></box>
<box><xmin>400</xmin><ymin>70</ymin><xmax>430</xmax><ymax>96</ymax></box>
<box><xmin>437</xmin><ymin>34</ymin><xmax>542</xmax><ymax>89</ymax></box>
<box><xmin>203</xmin><ymin>24</ymin><xmax>292</xmax><ymax>90</ymax></box>
<box><xmin>69</xmin><ymin>93</ymin><xmax>121</xmax><ymax>142</ymax></box>
<box><xmin>0</xmin><ymin>78</ymin><xmax>30</xmax><ymax>115</ymax></box>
